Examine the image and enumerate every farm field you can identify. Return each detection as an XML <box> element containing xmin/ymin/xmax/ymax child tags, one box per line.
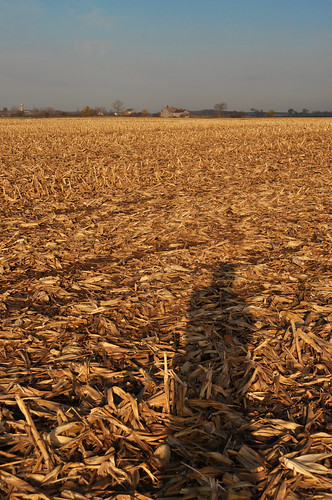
<box><xmin>0</xmin><ymin>117</ymin><xmax>331</xmax><ymax>499</ymax></box>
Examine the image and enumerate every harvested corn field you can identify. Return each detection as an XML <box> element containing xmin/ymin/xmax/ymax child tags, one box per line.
<box><xmin>0</xmin><ymin>117</ymin><xmax>331</xmax><ymax>499</ymax></box>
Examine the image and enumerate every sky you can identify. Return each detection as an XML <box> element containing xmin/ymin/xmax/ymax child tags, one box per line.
<box><xmin>0</xmin><ymin>0</ymin><xmax>331</xmax><ymax>112</ymax></box>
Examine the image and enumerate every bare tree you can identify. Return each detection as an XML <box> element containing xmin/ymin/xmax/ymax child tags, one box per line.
<box><xmin>112</xmin><ymin>99</ymin><xmax>124</xmax><ymax>115</ymax></box>
<box><xmin>251</xmin><ymin>108</ymin><xmax>261</xmax><ymax>117</ymax></box>
<box><xmin>214</xmin><ymin>102</ymin><xmax>227</xmax><ymax>117</ymax></box>
<box><xmin>97</xmin><ymin>106</ymin><xmax>107</xmax><ymax>116</ymax></box>
<box><xmin>10</xmin><ymin>106</ymin><xmax>19</xmax><ymax>116</ymax></box>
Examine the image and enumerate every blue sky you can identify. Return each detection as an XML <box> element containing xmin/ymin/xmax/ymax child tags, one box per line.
<box><xmin>0</xmin><ymin>0</ymin><xmax>331</xmax><ymax>112</ymax></box>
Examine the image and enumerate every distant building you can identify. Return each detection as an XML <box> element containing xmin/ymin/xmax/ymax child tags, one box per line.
<box><xmin>124</xmin><ymin>108</ymin><xmax>137</xmax><ymax>116</ymax></box>
<box><xmin>160</xmin><ymin>105</ymin><xmax>190</xmax><ymax>118</ymax></box>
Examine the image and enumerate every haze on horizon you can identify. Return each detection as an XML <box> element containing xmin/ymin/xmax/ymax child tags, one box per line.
<box><xmin>0</xmin><ymin>0</ymin><xmax>331</xmax><ymax>113</ymax></box>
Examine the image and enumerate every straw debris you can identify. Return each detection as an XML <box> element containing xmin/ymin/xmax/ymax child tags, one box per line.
<box><xmin>0</xmin><ymin>117</ymin><xmax>331</xmax><ymax>498</ymax></box>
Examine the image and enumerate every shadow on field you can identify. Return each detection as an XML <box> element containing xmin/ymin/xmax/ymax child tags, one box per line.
<box><xmin>158</xmin><ymin>263</ymin><xmax>261</xmax><ymax>498</ymax></box>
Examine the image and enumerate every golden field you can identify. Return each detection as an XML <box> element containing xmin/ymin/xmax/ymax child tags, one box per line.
<box><xmin>0</xmin><ymin>117</ymin><xmax>331</xmax><ymax>499</ymax></box>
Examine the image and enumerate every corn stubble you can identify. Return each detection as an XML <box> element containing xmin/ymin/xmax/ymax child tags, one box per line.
<box><xmin>0</xmin><ymin>117</ymin><xmax>331</xmax><ymax>499</ymax></box>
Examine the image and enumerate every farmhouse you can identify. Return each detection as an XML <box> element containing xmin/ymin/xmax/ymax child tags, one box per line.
<box><xmin>124</xmin><ymin>108</ymin><xmax>137</xmax><ymax>116</ymax></box>
<box><xmin>160</xmin><ymin>106</ymin><xmax>190</xmax><ymax>118</ymax></box>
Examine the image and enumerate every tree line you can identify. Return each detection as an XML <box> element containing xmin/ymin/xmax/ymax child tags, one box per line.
<box><xmin>0</xmin><ymin>101</ymin><xmax>150</xmax><ymax>118</ymax></box>
<box><xmin>2</xmin><ymin>102</ymin><xmax>332</xmax><ymax>118</ymax></box>
<box><xmin>213</xmin><ymin>104</ymin><xmax>326</xmax><ymax>118</ymax></box>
